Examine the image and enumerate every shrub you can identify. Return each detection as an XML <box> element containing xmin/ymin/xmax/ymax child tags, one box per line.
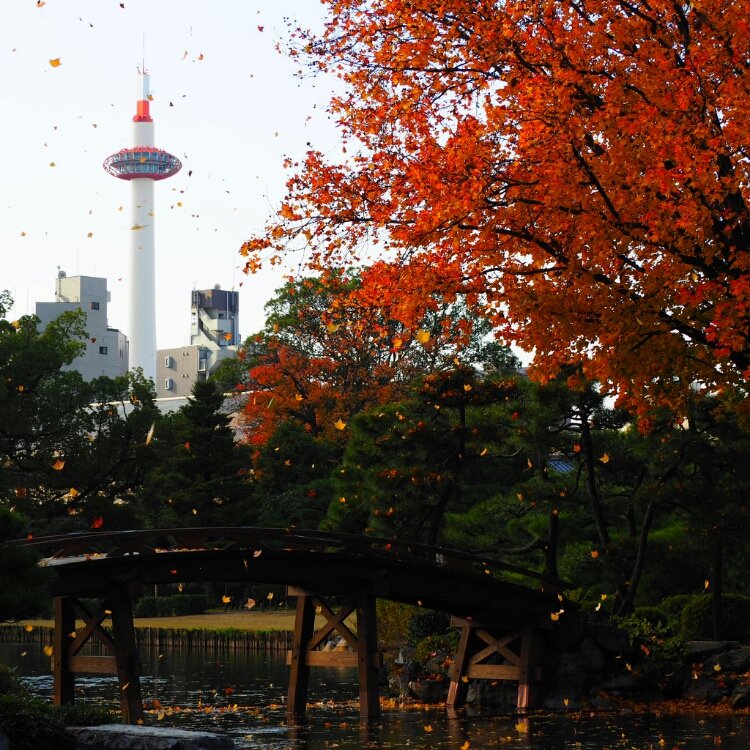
<box><xmin>658</xmin><ymin>594</ymin><xmax>695</xmax><ymax>622</ymax></box>
<box><xmin>414</xmin><ymin>631</ymin><xmax>460</xmax><ymax>676</ymax></box>
<box><xmin>0</xmin><ymin>665</ymin><xmax>27</xmax><ymax>697</ymax></box>
<box><xmin>680</xmin><ymin>594</ymin><xmax>750</xmax><ymax>642</ymax></box>
<box><xmin>377</xmin><ymin>601</ymin><xmax>417</xmax><ymax>650</ymax></box>
<box><xmin>134</xmin><ymin>594</ymin><xmax>207</xmax><ymax>617</ymax></box>
<box><xmin>0</xmin><ymin>695</ymin><xmax>75</xmax><ymax>750</ymax></box>
<box><xmin>406</xmin><ymin>608</ymin><xmax>450</xmax><ymax>646</ymax></box>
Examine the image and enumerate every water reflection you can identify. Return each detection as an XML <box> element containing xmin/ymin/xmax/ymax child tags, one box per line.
<box><xmin>2</xmin><ymin>642</ymin><xmax>750</xmax><ymax>749</ymax></box>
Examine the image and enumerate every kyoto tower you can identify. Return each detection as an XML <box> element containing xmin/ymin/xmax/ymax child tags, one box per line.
<box><xmin>103</xmin><ymin>69</ymin><xmax>181</xmax><ymax>382</ymax></box>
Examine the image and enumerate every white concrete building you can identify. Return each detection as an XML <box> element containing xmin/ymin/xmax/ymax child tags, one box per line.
<box><xmin>156</xmin><ymin>286</ymin><xmax>239</xmax><ymax>398</ymax></box>
<box><xmin>36</xmin><ymin>271</ymin><xmax>129</xmax><ymax>381</ymax></box>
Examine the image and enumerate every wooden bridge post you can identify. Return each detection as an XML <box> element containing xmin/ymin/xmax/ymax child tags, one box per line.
<box><xmin>355</xmin><ymin>594</ymin><xmax>380</xmax><ymax>720</ymax></box>
<box><xmin>53</xmin><ymin>596</ymin><xmax>75</xmax><ymax>706</ymax></box>
<box><xmin>447</xmin><ymin>618</ymin><xmax>542</xmax><ymax>713</ymax></box>
<box><xmin>108</xmin><ymin>588</ymin><xmax>144</xmax><ymax>725</ymax></box>
<box><xmin>287</xmin><ymin>592</ymin><xmax>316</xmax><ymax>718</ymax></box>
<box><xmin>286</xmin><ymin>587</ymin><xmax>381</xmax><ymax>720</ymax></box>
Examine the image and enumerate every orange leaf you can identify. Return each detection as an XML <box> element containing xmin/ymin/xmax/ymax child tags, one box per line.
<box><xmin>90</xmin><ymin>516</ymin><xmax>104</xmax><ymax>529</ymax></box>
<box><xmin>52</xmin><ymin>459</ymin><xmax>65</xmax><ymax>471</ymax></box>
<box><xmin>49</xmin><ymin>58</ymin><xmax>61</xmax><ymax>68</ymax></box>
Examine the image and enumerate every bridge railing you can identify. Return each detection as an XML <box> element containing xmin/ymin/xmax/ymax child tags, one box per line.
<box><xmin>13</xmin><ymin>526</ymin><xmax>568</xmax><ymax>591</ymax></box>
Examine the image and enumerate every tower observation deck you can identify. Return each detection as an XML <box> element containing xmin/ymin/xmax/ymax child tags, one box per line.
<box><xmin>104</xmin><ymin>70</ymin><xmax>181</xmax><ymax>382</ymax></box>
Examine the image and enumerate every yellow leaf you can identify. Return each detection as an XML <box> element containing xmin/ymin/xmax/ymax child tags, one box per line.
<box><xmin>626</xmin><ymin>662</ymin><xmax>633</xmax><ymax>671</ymax></box>
<box><xmin>393</xmin><ymin>337</ymin><xmax>403</xmax><ymax>350</ymax></box>
<box><xmin>130</xmin><ymin>224</ymin><xmax>145</xmax><ymax>231</ymax></box>
<box><xmin>49</xmin><ymin>58</ymin><xmax>61</xmax><ymax>68</ymax></box>
<box><xmin>563</xmin><ymin>697</ymin><xmax>569</xmax><ymax>707</ymax></box>
<box><xmin>460</xmin><ymin>741</ymin><xmax>470</xmax><ymax>750</ymax></box>
<box><xmin>266</xmin><ymin>592</ymin><xmax>274</xmax><ymax>601</ymax></box>
<box><xmin>334</xmin><ymin>418</ymin><xmax>347</xmax><ymax>430</ymax></box>
<box><xmin>714</xmin><ymin>663</ymin><xmax>722</xmax><ymax>672</ymax></box>
<box><xmin>68</xmin><ymin>487</ymin><xmax>79</xmax><ymax>497</ymax></box>
<box><xmin>599</xmin><ymin>453</ymin><xmax>610</xmax><ymax>463</ymax></box>
<box><xmin>515</xmin><ymin>720</ymin><xmax>528</xmax><ymax>733</ymax></box>
<box><xmin>145</xmin><ymin>422</ymin><xmax>156</xmax><ymax>446</ymax></box>
<box><xmin>87</xmin><ymin>232</ymin><xmax>93</xmax><ymax>238</ymax></box>
<box><xmin>157</xmin><ymin>709</ymin><xmax>165</xmax><ymax>720</ymax></box>
<box><xmin>550</xmin><ymin>612</ymin><xmax>560</xmax><ymax>621</ymax></box>
<box><xmin>24</xmin><ymin>625</ymin><xmax>33</xmax><ymax>633</ymax></box>
<box><xmin>480</xmin><ymin>447</ymin><xmax>488</xmax><ymax>456</ymax></box>
<box><xmin>463</xmin><ymin>384</ymin><xmax>472</xmax><ymax>392</ymax></box>
<box><xmin>705</xmin><ymin>579</ymin><xmax>710</xmax><ymax>590</ymax></box>
<box><xmin>49</xmin><ymin>161</ymin><xmax>56</xmax><ymax>167</ymax></box>
<box><xmin>221</xmin><ymin>595</ymin><xmax>232</xmax><ymax>604</ymax></box>
<box><xmin>326</xmin><ymin>322</ymin><xmax>341</xmax><ymax>333</ymax></box>
<box><xmin>43</xmin><ymin>645</ymin><xmax>53</xmax><ymax>657</ymax></box>
<box><xmin>423</xmin><ymin>725</ymin><xmax>433</xmax><ymax>733</ymax></box>
<box><xmin>415</xmin><ymin>329</ymin><xmax>430</xmax><ymax>344</ymax></box>
<box><xmin>52</xmin><ymin>459</ymin><xmax>65</xmax><ymax>471</ymax></box>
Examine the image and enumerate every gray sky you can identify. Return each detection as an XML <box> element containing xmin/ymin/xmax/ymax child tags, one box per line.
<box><xmin>0</xmin><ymin>0</ymin><xmax>340</xmax><ymax>346</ymax></box>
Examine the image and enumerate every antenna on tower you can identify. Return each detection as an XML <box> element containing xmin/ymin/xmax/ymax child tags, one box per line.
<box><xmin>141</xmin><ymin>31</ymin><xmax>146</xmax><ymax>75</ymax></box>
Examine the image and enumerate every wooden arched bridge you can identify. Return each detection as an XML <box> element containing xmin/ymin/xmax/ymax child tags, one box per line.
<box><xmin>17</xmin><ymin>527</ymin><xmax>567</xmax><ymax>723</ymax></box>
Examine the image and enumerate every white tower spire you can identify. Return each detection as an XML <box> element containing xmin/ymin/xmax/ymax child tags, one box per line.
<box><xmin>104</xmin><ymin>70</ymin><xmax>181</xmax><ymax>382</ymax></box>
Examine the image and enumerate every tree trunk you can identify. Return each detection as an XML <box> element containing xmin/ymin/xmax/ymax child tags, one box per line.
<box><xmin>615</xmin><ymin>498</ymin><xmax>657</xmax><ymax>617</ymax></box>
<box><xmin>711</xmin><ymin>538</ymin><xmax>724</xmax><ymax>640</ymax></box>
<box><xmin>579</xmin><ymin>411</ymin><xmax>610</xmax><ymax>547</ymax></box>
<box><xmin>543</xmin><ymin>508</ymin><xmax>559</xmax><ymax>581</ymax></box>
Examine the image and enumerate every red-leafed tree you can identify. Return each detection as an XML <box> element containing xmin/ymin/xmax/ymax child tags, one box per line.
<box><xmin>241</xmin><ymin>271</ymin><xmax>515</xmax><ymax>447</ymax></box>
<box><xmin>242</xmin><ymin>1</ymin><xmax>750</xmax><ymax>418</ymax></box>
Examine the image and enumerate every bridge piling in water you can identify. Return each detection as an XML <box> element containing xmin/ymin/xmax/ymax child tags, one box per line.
<box><xmin>286</xmin><ymin>587</ymin><xmax>381</xmax><ymax>721</ymax></box>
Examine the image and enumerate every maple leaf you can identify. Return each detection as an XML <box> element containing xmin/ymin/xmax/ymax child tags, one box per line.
<box><xmin>51</xmin><ymin>459</ymin><xmax>65</xmax><ymax>471</ymax></box>
<box><xmin>415</xmin><ymin>329</ymin><xmax>430</xmax><ymax>344</ymax></box>
<box><xmin>90</xmin><ymin>516</ymin><xmax>104</xmax><ymax>529</ymax></box>
<box><xmin>245</xmin><ymin>598</ymin><xmax>256</xmax><ymax>609</ymax></box>
<box><xmin>49</xmin><ymin>58</ymin><xmax>61</xmax><ymax>68</ymax></box>
<box><xmin>334</xmin><ymin>418</ymin><xmax>347</xmax><ymax>430</ymax></box>
<box><xmin>221</xmin><ymin>595</ymin><xmax>232</xmax><ymax>604</ymax></box>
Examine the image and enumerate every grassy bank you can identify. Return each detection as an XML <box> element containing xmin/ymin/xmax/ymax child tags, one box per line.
<box><xmin>14</xmin><ymin>612</ymin><xmax>300</xmax><ymax>631</ymax></box>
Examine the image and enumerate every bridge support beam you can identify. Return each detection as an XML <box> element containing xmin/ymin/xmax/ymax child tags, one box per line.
<box><xmin>52</xmin><ymin>590</ymin><xmax>143</xmax><ymax>724</ymax></box>
<box><xmin>447</xmin><ymin>618</ymin><xmax>541</xmax><ymax>713</ymax></box>
<box><xmin>286</xmin><ymin>587</ymin><xmax>381</xmax><ymax>721</ymax></box>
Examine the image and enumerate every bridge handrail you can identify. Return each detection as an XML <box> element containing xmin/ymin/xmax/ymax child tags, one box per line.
<box><xmin>12</xmin><ymin>526</ymin><xmax>569</xmax><ymax>590</ymax></box>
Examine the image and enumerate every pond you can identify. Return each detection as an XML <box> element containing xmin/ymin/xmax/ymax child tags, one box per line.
<box><xmin>2</xmin><ymin>641</ymin><xmax>750</xmax><ymax>749</ymax></box>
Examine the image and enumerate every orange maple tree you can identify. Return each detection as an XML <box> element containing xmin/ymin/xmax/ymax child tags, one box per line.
<box><xmin>242</xmin><ymin>1</ymin><xmax>750</xmax><ymax>416</ymax></box>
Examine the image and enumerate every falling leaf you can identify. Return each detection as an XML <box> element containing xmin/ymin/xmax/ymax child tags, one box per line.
<box><xmin>87</xmin><ymin>232</ymin><xmax>93</xmax><ymax>238</ymax></box>
<box><xmin>184</xmin><ymin>441</ymin><xmax>191</xmax><ymax>451</ymax></box>
<box><xmin>599</xmin><ymin>453</ymin><xmax>610</xmax><ymax>463</ymax></box>
<box><xmin>197</xmin><ymin>53</ymin><xmax>204</xmax><ymax>61</ymax></box>
<box><xmin>423</xmin><ymin>725</ymin><xmax>433</xmax><ymax>733</ymax></box>
<box><xmin>245</xmin><ymin>598</ymin><xmax>256</xmax><ymax>610</ymax></box>
<box><xmin>460</xmin><ymin>741</ymin><xmax>470</xmax><ymax>750</ymax></box>
<box><xmin>480</xmin><ymin>447</ymin><xmax>488</xmax><ymax>456</ymax></box>
<box><xmin>24</xmin><ymin>625</ymin><xmax>33</xmax><ymax>633</ymax></box>
<box><xmin>68</xmin><ymin>487</ymin><xmax>79</xmax><ymax>497</ymax></box>
<box><xmin>52</xmin><ymin>459</ymin><xmax>65</xmax><ymax>471</ymax></box>
<box><xmin>463</xmin><ymin>383</ymin><xmax>472</xmax><ymax>392</ymax></box>
<box><xmin>515</xmin><ymin>720</ymin><xmax>529</xmax><ymax>733</ymax></box>
<box><xmin>145</xmin><ymin>423</ymin><xmax>156</xmax><ymax>446</ymax></box>
<box><xmin>334</xmin><ymin>418</ymin><xmax>347</xmax><ymax>430</ymax></box>
<box><xmin>573</xmin><ymin>444</ymin><xmax>582</xmax><ymax>453</ymax></box>
<box><xmin>415</xmin><ymin>329</ymin><xmax>430</xmax><ymax>344</ymax></box>
<box><xmin>20</xmin><ymin>231</ymin><xmax>26</xmax><ymax>237</ymax></box>
<box><xmin>591</xmin><ymin>550</ymin><xmax>599</xmax><ymax>559</ymax></box>
<box><xmin>36</xmin><ymin>1</ymin><xmax>46</xmax><ymax>6</ymax></box>
<box><xmin>192</xmin><ymin>508</ymin><xmax>198</xmax><ymax>515</ymax></box>
<box><xmin>257</xmin><ymin>25</ymin><xmax>264</xmax><ymax>31</ymax></box>
<box><xmin>15</xmin><ymin>487</ymin><xmax>27</xmax><ymax>498</ymax></box>
<box><xmin>338</xmin><ymin>497</ymin><xmax>347</xmax><ymax>504</ymax></box>
<box><xmin>294</xmin><ymin>393</ymin><xmax>304</xmax><ymax>401</ymax></box>
<box><xmin>625</xmin><ymin>662</ymin><xmax>633</xmax><ymax>671</ymax></box>
<box><xmin>68</xmin><ymin>631</ymin><xmax>77</xmax><ymax>638</ymax></box>
<box><xmin>640</xmin><ymin>643</ymin><xmax>651</xmax><ymax>657</ymax></box>
<box><xmin>223</xmin><ymin>332</ymin><xmax>232</xmax><ymax>341</ymax></box>
<box><xmin>563</xmin><ymin>697</ymin><xmax>569</xmax><ymax>707</ymax></box>
<box><xmin>705</xmin><ymin>579</ymin><xmax>710</xmax><ymax>590</ymax></box>
<box><xmin>326</xmin><ymin>322</ymin><xmax>340</xmax><ymax>333</ymax></box>
<box><xmin>157</xmin><ymin>709</ymin><xmax>165</xmax><ymax>720</ymax></box>
<box><xmin>49</xmin><ymin>161</ymin><xmax>56</xmax><ymax>167</ymax></box>
<box><xmin>49</xmin><ymin>58</ymin><xmax>61</xmax><ymax>68</ymax></box>
<box><xmin>253</xmin><ymin>550</ymin><xmax>262</xmax><ymax>558</ymax></box>
<box><xmin>90</xmin><ymin>516</ymin><xmax>104</xmax><ymax>529</ymax></box>
<box><xmin>550</xmin><ymin>612</ymin><xmax>560</xmax><ymax>621</ymax></box>
<box><xmin>130</xmin><ymin>224</ymin><xmax>145</xmax><ymax>230</ymax></box>
<box><xmin>43</xmin><ymin>645</ymin><xmax>53</xmax><ymax>657</ymax></box>
<box><xmin>714</xmin><ymin>663</ymin><xmax>722</xmax><ymax>672</ymax></box>
<box><xmin>221</xmin><ymin>595</ymin><xmax>232</xmax><ymax>604</ymax></box>
<box><xmin>266</xmin><ymin>592</ymin><xmax>274</xmax><ymax>601</ymax></box>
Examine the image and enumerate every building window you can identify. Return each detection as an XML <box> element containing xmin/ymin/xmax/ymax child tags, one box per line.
<box><xmin>164</xmin><ymin>355</ymin><xmax>173</xmax><ymax>368</ymax></box>
<box><xmin>90</xmin><ymin>301</ymin><xmax>100</xmax><ymax>310</ymax></box>
<box><xmin>99</xmin><ymin>346</ymin><xmax>108</xmax><ymax>355</ymax></box>
<box><xmin>165</xmin><ymin>378</ymin><xmax>174</xmax><ymax>391</ymax></box>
